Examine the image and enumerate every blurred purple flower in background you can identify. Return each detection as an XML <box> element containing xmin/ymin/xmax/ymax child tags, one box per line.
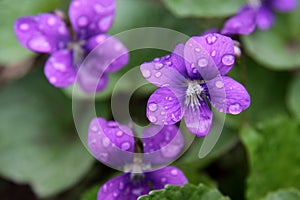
<box><xmin>14</xmin><ymin>0</ymin><xmax>128</xmax><ymax>92</ymax></box>
<box><xmin>140</xmin><ymin>33</ymin><xmax>250</xmax><ymax>137</ymax></box>
<box><xmin>221</xmin><ymin>0</ymin><xmax>298</xmax><ymax>35</ymax></box>
<box><xmin>88</xmin><ymin>117</ymin><xmax>187</xmax><ymax>200</ymax></box>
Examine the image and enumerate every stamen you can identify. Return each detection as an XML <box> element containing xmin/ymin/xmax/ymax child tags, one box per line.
<box><xmin>185</xmin><ymin>81</ymin><xmax>204</xmax><ymax>109</ymax></box>
<box><xmin>68</xmin><ymin>40</ymin><xmax>86</xmax><ymax>67</ymax></box>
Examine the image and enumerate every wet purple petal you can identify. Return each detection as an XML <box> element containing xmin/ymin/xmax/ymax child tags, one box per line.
<box><xmin>69</xmin><ymin>0</ymin><xmax>115</xmax><ymax>39</ymax></box>
<box><xmin>97</xmin><ymin>173</ymin><xmax>150</xmax><ymax>200</ymax></box>
<box><xmin>14</xmin><ymin>14</ymin><xmax>71</xmax><ymax>53</ymax></box>
<box><xmin>221</xmin><ymin>6</ymin><xmax>257</xmax><ymax>35</ymax></box>
<box><xmin>271</xmin><ymin>0</ymin><xmax>298</xmax><ymax>12</ymax></box>
<box><xmin>169</xmin><ymin>43</ymin><xmax>188</xmax><ymax>78</ymax></box>
<box><xmin>184</xmin><ymin>34</ymin><xmax>235</xmax><ymax>79</ymax></box>
<box><xmin>44</xmin><ymin>50</ymin><xmax>77</xmax><ymax>87</ymax></box>
<box><xmin>140</xmin><ymin>55</ymin><xmax>187</xmax><ymax>88</ymax></box>
<box><xmin>146</xmin><ymin>166</ymin><xmax>188</xmax><ymax>190</ymax></box>
<box><xmin>183</xmin><ymin>100</ymin><xmax>213</xmax><ymax>137</ymax></box>
<box><xmin>142</xmin><ymin>125</ymin><xmax>184</xmax><ymax>165</ymax></box>
<box><xmin>256</xmin><ymin>6</ymin><xmax>275</xmax><ymax>30</ymax></box>
<box><xmin>78</xmin><ymin>72</ymin><xmax>109</xmax><ymax>93</ymax></box>
<box><xmin>207</xmin><ymin>76</ymin><xmax>250</xmax><ymax>115</ymax></box>
<box><xmin>88</xmin><ymin>118</ymin><xmax>134</xmax><ymax>167</ymax></box>
<box><xmin>147</xmin><ymin>87</ymin><xmax>185</xmax><ymax>125</ymax></box>
<box><xmin>84</xmin><ymin>34</ymin><xmax>129</xmax><ymax>72</ymax></box>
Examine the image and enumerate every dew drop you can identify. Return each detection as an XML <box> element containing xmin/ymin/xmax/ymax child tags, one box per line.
<box><xmin>119</xmin><ymin>182</ymin><xmax>125</xmax><ymax>190</ymax></box>
<box><xmin>121</xmin><ymin>142</ymin><xmax>131</xmax><ymax>151</ymax></box>
<box><xmin>98</xmin><ymin>16</ymin><xmax>112</xmax><ymax>31</ymax></box>
<box><xmin>211</xmin><ymin>50</ymin><xmax>217</xmax><ymax>57</ymax></box>
<box><xmin>116</xmin><ymin>130</ymin><xmax>123</xmax><ymax>137</ymax></box>
<box><xmin>94</xmin><ymin>3</ymin><xmax>105</xmax><ymax>13</ymax></box>
<box><xmin>155</xmin><ymin>71</ymin><xmax>162</xmax><ymax>78</ymax></box>
<box><xmin>47</xmin><ymin>17</ymin><xmax>56</xmax><ymax>26</ymax></box>
<box><xmin>107</xmin><ymin>121</ymin><xmax>118</xmax><ymax>128</ymax></box>
<box><xmin>165</xmin><ymin>55</ymin><xmax>171</xmax><ymax>59</ymax></box>
<box><xmin>154</xmin><ymin>58</ymin><xmax>160</xmax><ymax>62</ymax></box>
<box><xmin>77</xmin><ymin>16</ymin><xmax>88</xmax><ymax>27</ymax></box>
<box><xmin>161</xmin><ymin>177</ymin><xmax>167</xmax><ymax>182</ymax></box>
<box><xmin>58</xmin><ymin>25</ymin><xmax>68</xmax><ymax>35</ymax></box>
<box><xmin>155</xmin><ymin>63</ymin><xmax>163</xmax><ymax>69</ymax></box>
<box><xmin>102</xmin><ymin>137</ymin><xmax>110</xmax><ymax>147</ymax></box>
<box><xmin>215</xmin><ymin>80</ymin><xmax>224</xmax><ymax>88</ymax></box>
<box><xmin>91</xmin><ymin>125</ymin><xmax>98</xmax><ymax>132</ymax></box>
<box><xmin>192</xmin><ymin>68</ymin><xmax>198</xmax><ymax>74</ymax></box>
<box><xmin>148</xmin><ymin>103</ymin><xmax>158</xmax><ymax>112</ymax></box>
<box><xmin>221</xmin><ymin>54</ymin><xmax>235</xmax><ymax>66</ymax></box>
<box><xmin>168</xmin><ymin>97</ymin><xmax>173</xmax><ymax>101</ymax></box>
<box><xmin>198</xmin><ymin>58</ymin><xmax>208</xmax><ymax>67</ymax></box>
<box><xmin>161</xmin><ymin>144</ymin><xmax>180</xmax><ymax>158</ymax></box>
<box><xmin>165</xmin><ymin>61</ymin><xmax>172</xmax><ymax>66</ymax></box>
<box><xmin>53</xmin><ymin>62</ymin><xmax>66</xmax><ymax>72</ymax></box>
<box><xmin>49</xmin><ymin>77</ymin><xmax>57</xmax><ymax>84</ymax></box>
<box><xmin>195</xmin><ymin>47</ymin><xmax>201</xmax><ymax>52</ymax></box>
<box><xmin>113</xmin><ymin>192</ymin><xmax>119</xmax><ymax>197</ymax></box>
<box><xmin>141</xmin><ymin>69</ymin><xmax>151</xmax><ymax>78</ymax></box>
<box><xmin>29</xmin><ymin>37</ymin><xmax>51</xmax><ymax>52</ymax></box>
<box><xmin>171</xmin><ymin>169</ymin><xmax>178</xmax><ymax>175</ymax></box>
<box><xmin>149</xmin><ymin>115</ymin><xmax>157</xmax><ymax>123</ymax></box>
<box><xmin>19</xmin><ymin>23</ymin><xmax>29</xmax><ymax>31</ymax></box>
<box><xmin>229</xmin><ymin>103</ymin><xmax>242</xmax><ymax>114</ymax></box>
<box><xmin>161</xmin><ymin>111</ymin><xmax>166</xmax><ymax>115</ymax></box>
<box><xmin>206</xmin><ymin>35</ymin><xmax>218</xmax><ymax>45</ymax></box>
<box><xmin>99</xmin><ymin>153</ymin><xmax>108</xmax><ymax>161</ymax></box>
<box><xmin>164</xmin><ymin>106</ymin><xmax>169</xmax><ymax>110</ymax></box>
<box><xmin>102</xmin><ymin>184</ymin><xmax>108</xmax><ymax>192</ymax></box>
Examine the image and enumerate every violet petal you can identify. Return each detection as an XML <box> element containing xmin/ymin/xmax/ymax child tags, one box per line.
<box><xmin>14</xmin><ymin>14</ymin><xmax>71</xmax><ymax>53</ymax></box>
<box><xmin>183</xmin><ymin>100</ymin><xmax>213</xmax><ymax>137</ymax></box>
<box><xmin>44</xmin><ymin>50</ymin><xmax>77</xmax><ymax>87</ymax></box>
<box><xmin>142</xmin><ymin>125</ymin><xmax>184</xmax><ymax>165</ymax></box>
<box><xmin>184</xmin><ymin>34</ymin><xmax>235</xmax><ymax>79</ymax></box>
<box><xmin>84</xmin><ymin>34</ymin><xmax>129</xmax><ymax>73</ymax></box>
<box><xmin>88</xmin><ymin>117</ymin><xmax>134</xmax><ymax>167</ymax></box>
<box><xmin>146</xmin><ymin>166</ymin><xmax>188</xmax><ymax>190</ymax></box>
<box><xmin>207</xmin><ymin>76</ymin><xmax>250</xmax><ymax>115</ymax></box>
<box><xmin>146</xmin><ymin>87</ymin><xmax>185</xmax><ymax>125</ymax></box>
<box><xmin>271</xmin><ymin>0</ymin><xmax>298</xmax><ymax>12</ymax></box>
<box><xmin>221</xmin><ymin>6</ymin><xmax>257</xmax><ymax>35</ymax></box>
<box><xmin>256</xmin><ymin>6</ymin><xmax>275</xmax><ymax>30</ymax></box>
<box><xmin>97</xmin><ymin>173</ymin><xmax>150</xmax><ymax>200</ymax></box>
<box><xmin>69</xmin><ymin>0</ymin><xmax>115</xmax><ymax>39</ymax></box>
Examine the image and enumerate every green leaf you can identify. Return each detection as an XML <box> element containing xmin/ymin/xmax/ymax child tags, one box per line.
<box><xmin>0</xmin><ymin>0</ymin><xmax>67</xmax><ymax>65</ymax></box>
<box><xmin>241</xmin><ymin>119</ymin><xmax>300</xmax><ymax>200</ymax></box>
<box><xmin>138</xmin><ymin>183</ymin><xmax>230</xmax><ymax>200</ymax></box>
<box><xmin>81</xmin><ymin>184</ymin><xmax>100</xmax><ymax>200</ymax></box>
<box><xmin>287</xmin><ymin>73</ymin><xmax>300</xmax><ymax>123</ymax></box>
<box><xmin>162</xmin><ymin>0</ymin><xmax>245</xmax><ymax>18</ymax></box>
<box><xmin>0</xmin><ymin>69</ymin><xmax>94</xmax><ymax>198</ymax></box>
<box><xmin>242</xmin><ymin>7</ymin><xmax>300</xmax><ymax>70</ymax></box>
<box><xmin>262</xmin><ymin>188</ymin><xmax>300</xmax><ymax>200</ymax></box>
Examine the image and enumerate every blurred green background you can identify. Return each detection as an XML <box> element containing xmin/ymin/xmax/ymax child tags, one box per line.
<box><xmin>0</xmin><ymin>0</ymin><xmax>300</xmax><ymax>199</ymax></box>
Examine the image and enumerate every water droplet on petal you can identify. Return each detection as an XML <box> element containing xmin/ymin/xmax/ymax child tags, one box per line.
<box><xmin>192</xmin><ymin>68</ymin><xmax>198</xmax><ymax>74</ymax></box>
<box><xmin>215</xmin><ymin>80</ymin><xmax>224</xmax><ymax>88</ymax></box>
<box><xmin>155</xmin><ymin>63</ymin><xmax>163</xmax><ymax>69</ymax></box>
<box><xmin>47</xmin><ymin>17</ymin><xmax>56</xmax><ymax>26</ymax></box>
<box><xmin>198</xmin><ymin>58</ymin><xmax>208</xmax><ymax>67</ymax></box>
<box><xmin>107</xmin><ymin>121</ymin><xmax>118</xmax><ymax>128</ymax></box>
<box><xmin>149</xmin><ymin>115</ymin><xmax>157</xmax><ymax>123</ymax></box>
<box><xmin>221</xmin><ymin>54</ymin><xmax>235</xmax><ymax>66</ymax></box>
<box><xmin>94</xmin><ymin>3</ymin><xmax>105</xmax><ymax>13</ymax></box>
<box><xmin>116</xmin><ymin>130</ymin><xmax>123</xmax><ymax>137</ymax></box>
<box><xmin>29</xmin><ymin>37</ymin><xmax>51</xmax><ymax>52</ymax></box>
<box><xmin>102</xmin><ymin>184</ymin><xmax>108</xmax><ymax>192</ymax></box>
<box><xmin>171</xmin><ymin>169</ymin><xmax>178</xmax><ymax>176</ymax></box>
<box><xmin>102</xmin><ymin>137</ymin><xmax>110</xmax><ymax>147</ymax></box>
<box><xmin>195</xmin><ymin>47</ymin><xmax>201</xmax><ymax>52</ymax></box>
<box><xmin>91</xmin><ymin>125</ymin><xmax>98</xmax><ymax>132</ymax></box>
<box><xmin>19</xmin><ymin>23</ymin><xmax>29</xmax><ymax>31</ymax></box>
<box><xmin>119</xmin><ymin>182</ymin><xmax>124</xmax><ymax>190</ymax></box>
<box><xmin>99</xmin><ymin>153</ymin><xmax>108</xmax><ymax>161</ymax></box>
<box><xmin>113</xmin><ymin>192</ymin><xmax>119</xmax><ymax>197</ymax></box>
<box><xmin>155</xmin><ymin>71</ymin><xmax>162</xmax><ymax>78</ymax></box>
<box><xmin>161</xmin><ymin>144</ymin><xmax>180</xmax><ymax>158</ymax></box>
<box><xmin>165</xmin><ymin>61</ymin><xmax>172</xmax><ymax>66</ymax></box>
<box><xmin>206</xmin><ymin>35</ymin><xmax>218</xmax><ymax>45</ymax></box>
<box><xmin>161</xmin><ymin>111</ymin><xmax>166</xmax><ymax>115</ymax></box>
<box><xmin>229</xmin><ymin>103</ymin><xmax>242</xmax><ymax>114</ymax></box>
<box><xmin>49</xmin><ymin>77</ymin><xmax>57</xmax><ymax>84</ymax></box>
<box><xmin>165</xmin><ymin>55</ymin><xmax>171</xmax><ymax>59</ymax></box>
<box><xmin>77</xmin><ymin>16</ymin><xmax>88</xmax><ymax>27</ymax></box>
<box><xmin>211</xmin><ymin>50</ymin><xmax>217</xmax><ymax>57</ymax></box>
<box><xmin>161</xmin><ymin>177</ymin><xmax>167</xmax><ymax>182</ymax></box>
<box><xmin>141</xmin><ymin>69</ymin><xmax>151</xmax><ymax>78</ymax></box>
<box><xmin>121</xmin><ymin>142</ymin><xmax>131</xmax><ymax>151</ymax></box>
<box><xmin>154</xmin><ymin>58</ymin><xmax>160</xmax><ymax>62</ymax></box>
<box><xmin>53</xmin><ymin>62</ymin><xmax>66</xmax><ymax>72</ymax></box>
<box><xmin>98</xmin><ymin>16</ymin><xmax>112</xmax><ymax>31</ymax></box>
<box><xmin>168</xmin><ymin>97</ymin><xmax>173</xmax><ymax>101</ymax></box>
<box><xmin>164</xmin><ymin>106</ymin><xmax>169</xmax><ymax>110</ymax></box>
<box><xmin>148</xmin><ymin>103</ymin><xmax>158</xmax><ymax>112</ymax></box>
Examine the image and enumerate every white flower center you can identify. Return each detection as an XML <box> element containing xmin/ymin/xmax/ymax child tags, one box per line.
<box><xmin>185</xmin><ymin>80</ymin><xmax>204</xmax><ymax>109</ymax></box>
<box><xmin>248</xmin><ymin>0</ymin><xmax>262</xmax><ymax>9</ymax></box>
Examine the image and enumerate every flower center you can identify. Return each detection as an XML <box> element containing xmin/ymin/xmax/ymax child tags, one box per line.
<box><xmin>185</xmin><ymin>80</ymin><xmax>205</xmax><ymax>109</ymax></box>
<box><xmin>68</xmin><ymin>40</ymin><xmax>86</xmax><ymax>67</ymax></box>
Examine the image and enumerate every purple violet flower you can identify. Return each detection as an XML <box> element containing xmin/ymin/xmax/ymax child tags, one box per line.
<box><xmin>221</xmin><ymin>0</ymin><xmax>298</xmax><ymax>35</ymax></box>
<box><xmin>140</xmin><ymin>33</ymin><xmax>250</xmax><ymax>137</ymax></box>
<box><xmin>88</xmin><ymin>117</ymin><xmax>187</xmax><ymax>200</ymax></box>
<box><xmin>14</xmin><ymin>0</ymin><xmax>129</xmax><ymax>92</ymax></box>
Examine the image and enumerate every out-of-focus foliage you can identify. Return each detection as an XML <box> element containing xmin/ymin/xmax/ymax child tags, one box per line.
<box><xmin>241</xmin><ymin>119</ymin><xmax>300</xmax><ymax>200</ymax></box>
<box><xmin>287</xmin><ymin>73</ymin><xmax>300</xmax><ymax>123</ymax></box>
<box><xmin>162</xmin><ymin>0</ymin><xmax>245</xmax><ymax>18</ymax></box>
<box><xmin>262</xmin><ymin>189</ymin><xmax>300</xmax><ymax>200</ymax></box>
